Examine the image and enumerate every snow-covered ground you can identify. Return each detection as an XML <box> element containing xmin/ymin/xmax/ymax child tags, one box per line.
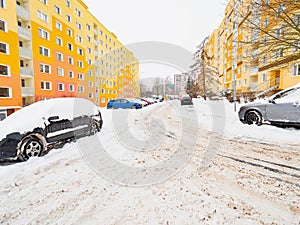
<box><xmin>0</xmin><ymin>99</ymin><xmax>299</xmax><ymax>224</ymax></box>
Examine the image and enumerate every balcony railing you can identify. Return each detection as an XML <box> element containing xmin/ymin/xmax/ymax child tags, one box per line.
<box><xmin>16</xmin><ymin>4</ymin><xmax>30</xmax><ymax>20</ymax></box>
<box><xmin>250</xmin><ymin>66</ymin><xmax>258</xmax><ymax>76</ymax></box>
<box><xmin>18</xmin><ymin>26</ymin><xmax>31</xmax><ymax>39</ymax></box>
<box><xmin>22</xmin><ymin>87</ymin><xmax>34</xmax><ymax>96</ymax></box>
<box><xmin>20</xmin><ymin>67</ymin><xmax>33</xmax><ymax>77</ymax></box>
<box><xmin>19</xmin><ymin>47</ymin><xmax>32</xmax><ymax>59</ymax></box>
<box><xmin>249</xmin><ymin>82</ymin><xmax>258</xmax><ymax>91</ymax></box>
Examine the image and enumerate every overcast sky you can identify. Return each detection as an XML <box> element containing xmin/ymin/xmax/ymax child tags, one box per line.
<box><xmin>84</xmin><ymin>0</ymin><xmax>226</xmax><ymax>80</ymax></box>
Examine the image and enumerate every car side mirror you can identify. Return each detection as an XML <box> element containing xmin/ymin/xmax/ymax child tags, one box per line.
<box><xmin>48</xmin><ymin>116</ymin><xmax>59</xmax><ymax>122</ymax></box>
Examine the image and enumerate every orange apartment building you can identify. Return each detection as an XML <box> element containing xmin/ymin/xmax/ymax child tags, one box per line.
<box><xmin>0</xmin><ymin>0</ymin><xmax>140</xmax><ymax>120</ymax></box>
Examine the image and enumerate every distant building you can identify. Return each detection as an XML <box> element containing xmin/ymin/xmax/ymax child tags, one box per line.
<box><xmin>174</xmin><ymin>73</ymin><xmax>188</xmax><ymax>96</ymax></box>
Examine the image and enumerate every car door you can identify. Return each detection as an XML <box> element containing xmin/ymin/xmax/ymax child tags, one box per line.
<box><xmin>45</xmin><ymin>116</ymin><xmax>74</xmax><ymax>143</ymax></box>
<box><xmin>266</xmin><ymin>88</ymin><xmax>300</xmax><ymax>123</ymax></box>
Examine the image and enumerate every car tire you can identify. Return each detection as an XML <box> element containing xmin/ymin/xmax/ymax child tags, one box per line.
<box><xmin>245</xmin><ymin>110</ymin><xmax>262</xmax><ymax>126</ymax></box>
<box><xmin>89</xmin><ymin>121</ymin><xmax>100</xmax><ymax>135</ymax></box>
<box><xmin>18</xmin><ymin>134</ymin><xmax>46</xmax><ymax>160</ymax></box>
<box><xmin>131</xmin><ymin>105</ymin><xmax>136</xmax><ymax>109</ymax></box>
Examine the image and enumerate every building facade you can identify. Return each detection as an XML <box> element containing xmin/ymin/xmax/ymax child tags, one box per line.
<box><xmin>0</xmin><ymin>0</ymin><xmax>139</xmax><ymax>119</ymax></box>
<box><xmin>203</xmin><ymin>0</ymin><xmax>300</xmax><ymax>100</ymax></box>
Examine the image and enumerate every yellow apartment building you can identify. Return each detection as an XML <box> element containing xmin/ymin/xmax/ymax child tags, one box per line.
<box><xmin>0</xmin><ymin>0</ymin><xmax>139</xmax><ymax>119</ymax></box>
<box><xmin>204</xmin><ymin>0</ymin><xmax>300</xmax><ymax>100</ymax></box>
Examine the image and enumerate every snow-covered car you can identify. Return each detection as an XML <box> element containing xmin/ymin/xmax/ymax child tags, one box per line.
<box><xmin>0</xmin><ymin>98</ymin><xmax>103</xmax><ymax>161</ymax></box>
<box><xmin>127</xmin><ymin>98</ymin><xmax>148</xmax><ymax>107</ymax></box>
<box><xmin>238</xmin><ymin>83</ymin><xmax>300</xmax><ymax>126</ymax></box>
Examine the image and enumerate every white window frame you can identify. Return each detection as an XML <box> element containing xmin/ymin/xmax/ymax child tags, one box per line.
<box><xmin>66</xmin><ymin>28</ymin><xmax>72</xmax><ymax>37</ymax></box>
<box><xmin>292</xmin><ymin>63</ymin><xmax>300</xmax><ymax>76</ymax></box>
<box><xmin>66</xmin><ymin>0</ymin><xmax>71</xmax><ymax>8</ymax></box>
<box><xmin>261</xmin><ymin>73</ymin><xmax>267</xmax><ymax>82</ymax></box>
<box><xmin>0</xmin><ymin>64</ymin><xmax>10</xmax><ymax>76</ymax></box>
<box><xmin>0</xmin><ymin>19</ymin><xmax>7</xmax><ymax>32</ymax></box>
<box><xmin>78</xmin><ymin>73</ymin><xmax>84</xmax><ymax>80</ymax></box>
<box><xmin>56</xmin><ymin>52</ymin><xmax>63</xmax><ymax>61</ymax></box>
<box><xmin>37</xmin><ymin>10</ymin><xmax>48</xmax><ymax>23</ymax></box>
<box><xmin>56</xmin><ymin>36</ymin><xmax>63</xmax><ymax>46</ymax></box>
<box><xmin>54</xmin><ymin>5</ymin><xmax>61</xmax><ymax>15</ymax></box>
<box><xmin>77</xmin><ymin>47</ymin><xmax>83</xmax><ymax>55</ymax></box>
<box><xmin>77</xmin><ymin>60</ymin><xmax>84</xmax><ymax>68</ymax></box>
<box><xmin>88</xmin><ymin>81</ymin><xmax>93</xmax><ymax>88</ymax></box>
<box><xmin>68</xmin><ymin>56</ymin><xmax>74</xmax><ymax>65</ymax></box>
<box><xmin>0</xmin><ymin>41</ymin><xmax>9</xmax><ymax>54</ymax></box>
<box><xmin>86</xmin><ymin>24</ymin><xmax>91</xmax><ymax>30</ymax></box>
<box><xmin>69</xmin><ymin>84</ymin><xmax>75</xmax><ymax>92</ymax></box>
<box><xmin>66</xmin><ymin>14</ymin><xmax>72</xmax><ymax>22</ymax></box>
<box><xmin>38</xmin><ymin>28</ymin><xmax>49</xmax><ymax>40</ymax></box>
<box><xmin>76</xmin><ymin>35</ymin><xmax>82</xmax><ymax>43</ymax></box>
<box><xmin>39</xmin><ymin>46</ymin><xmax>50</xmax><ymax>57</ymax></box>
<box><xmin>67</xmin><ymin>42</ymin><xmax>73</xmax><ymax>51</ymax></box>
<box><xmin>40</xmin><ymin>0</ymin><xmax>47</xmax><ymax>5</ymax></box>
<box><xmin>76</xmin><ymin>21</ymin><xmax>82</xmax><ymax>30</ymax></box>
<box><xmin>57</xmin><ymin>68</ymin><xmax>64</xmax><ymax>76</ymax></box>
<box><xmin>41</xmin><ymin>81</ymin><xmax>52</xmax><ymax>90</ymax></box>
<box><xmin>0</xmin><ymin>86</ymin><xmax>12</xmax><ymax>98</ymax></box>
<box><xmin>76</xmin><ymin>8</ymin><xmax>82</xmax><ymax>17</ymax></box>
<box><xmin>78</xmin><ymin>85</ymin><xmax>84</xmax><ymax>92</ymax></box>
<box><xmin>40</xmin><ymin>63</ymin><xmax>51</xmax><ymax>74</ymax></box>
<box><xmin>88</xmin><ymin>92</ymin><xmax>93</xmax><ymax>98</ymax></box>
<box><xmin>55</xmin><ymin>21</ymin><xmax>62</xmax><ymax>31</ymax></box>
<box><xmin>58</xmin><ymin>83</ymin><xmax>64</xmax><ymax>91</ymax></box>
<box><xmin>68</xmin><ymin>70</ymin><xmax>74</xmax><ymax>78</ymax></box>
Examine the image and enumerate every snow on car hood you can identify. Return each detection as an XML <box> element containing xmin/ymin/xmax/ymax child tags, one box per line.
<box><xmin>0</xmin><ymin>98</ymin><xmax>99</xmax><ymax>140</ymax></box>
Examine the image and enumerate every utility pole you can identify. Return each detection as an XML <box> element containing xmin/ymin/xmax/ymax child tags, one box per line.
<box><xmin>201</xmin><ymin>51</ymin><xmax>206</xmax><ymax>100</ymax></box>
<box><xmin>232</xmin><ymin>0</ymin><xmax>238</xmax><ymax>112</ymax></box>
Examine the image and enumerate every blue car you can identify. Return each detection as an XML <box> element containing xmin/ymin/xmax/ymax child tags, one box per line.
<box><xmin>107</xmin><ymin>98</ymin><xmax>142</xmax><ymax>109</ymax></box>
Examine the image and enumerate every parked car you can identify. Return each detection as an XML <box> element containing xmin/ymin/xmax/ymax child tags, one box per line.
<box><xmin>107</xmin><ymin>98</ymin><xmax>142</xmax><ymax>109</ymax></box>
<box><xmin>127</xmin><ymin>98</ymin><xmax>148</xmax><ymax>107</ymax></box>
<box><xmin>0</xmin><ymin>98</ymin><xmax>103</xmax><ymax>161</ymax></box>
<box><xmin>238</xmin><ymin>84</ymin><xmax>300</xmax><ymax>126</ymax></box>
<box><xmin>181</xmin><ymin>95</ymin><xmax>193</xmax><ymax>105</ymax></box>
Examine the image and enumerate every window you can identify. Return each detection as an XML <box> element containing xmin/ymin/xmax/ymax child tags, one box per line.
<box><xmin>78</xmin><ymin>85</ymin><xmax>84</xmax><ymax>92</ymax></box>
<box><xmin>78</xmin><ymin>73</ymin><xmax>84</xmax><ymax>80</ymax></box>
<box><xmin>38</xmin><ymin>28</ymin><xmax>49</xmax><ymax>40</ymax></box>
<box><xmin>0</xmin><ymin>20</ymin><xmax>7</xmax><ymax>32</ymax></box>
<box><xmin>68</xmin><ymin>56</ymin><xmax>73</xmax><ymax>65</ymax></box>
<box><xmin>57</xmin><ymin>68</ymin><xmax>64</xmax><ymax>76</ymax></box>
<box><xmin>56</xmin><ymin>21</ymin><xmax>62</xmax><ymax>31</ymax></box>
<box><xmin>54</xmin><ymin>5</ymin><xmax>61</xmax><ymax>15</ymax></box>
<box><xmin>67</xmin><ymin>28</ymin><xmax>72</xmax><ymax>37</ymax></box>
<box><xmin>38</xmin><ymin>10</ymin><xmax>48</xmax><ymax>23</ymax></box>
<box><xmin>0</xmin><ymin>0</ymin><xmax>5</xmax><ymax>8</ymax></box>
<box><xmin>56</xmin><ymin>52</ymin><xmax>63</xmax><ymax>61</ymax></box>
<box><xmin>263</xmin><ymin>18</ymin><xmax>268</xmax><ymax>27</ymax></box>
<box><xmin>76</xmin><ymin>21</ymin><xmax>82</xmax><ymax>30</ymax></box>
<box><xmin>56</xmin><ymin>37</ymin><xmax>63</xmax><ymax>46</ymax></box>
<box><xmin>69</xmin><ymin>84</ymin><xmax>75</xmax><ymax>92</ymax></box>
<box><xmin>0</xmin><ymin>42</ymin><xmax>9</xmax><ymax>54</ymax></box>
<box><xmin>77</xmin><ymin>48</ymin><xmax>83</xmax><ymax>55</ymax></box>
<box><xmin>40</xmin><ymin>64</ymin><xmax>51</xmax><ymax>73</ymax></box>
<box><xmin>77</xmin><ymin>61</ymin><xmax>84</xmax><ymax>68</ymax></box>
<box><xmin>86</xmin><ymin>24</ymin><xmax>91</xmax><ymax>30</ymax></box>
<box><xmin>0</xmin><ymin>64</ymin><xmax>9</xmax><ymax>76</ymax></box>
<box><xmin>262</xmin><ymin>55</ymin><xmax>267</xmax><ymax>64</ymax></box>
<box><xmin>66</xmin><ymin>0</ymin><xmax>71</xmax><ymax>7</ymax></box>
<box><xmin>261</xmin><ymin>73</ymin><xmax>267</xmax><ymax>82</ymax></box>
<box><xmin>41</xmin><ymin>81</ymin><xmax>51</xmax><ymax>90</ymax></box>
<box><xmin>88</xmin><ymin>70</ymin><xmax>92</xmax><ymax>76</ymax></box>
<box><xmin>68</xmin><ymin>70</ymin><xmax>74</xmax><ymax>78</ymax></box>
<box><xmin>87</xmin><ymin>59</ymin><xmax>92</xmax><ymax>65</ymax></box>
<box><xmin>291</xmin><ymin>63</ymin><xmax>300</xmax><ymax>76</ymax></box>
<box><xmin>87</xmin><ymin>47</ymin><xmax>92</xmax><ymax>54</ymax></box>
<box><xmin>88</xmin><ymin>93</ymin><xmax>93</xmax><ymax>98</ymax></box>
<box><xmin>67</xmin><ymin>43</ymin><xmax>73</xmax><ymax>51</ymax></box>
<box><xmin>39</xmin><ymin>46</ymin><xmax>50</xmax><ymax>57</ymax></box>
<box><xmin>100</xmin><ymin>40</ymin><xmax>103</xmax><ymax>45</ymax></box>
<box><xmin>76</xmin><ymin>35</ymin><xmax>82</xmax><ymax>43</ymax></box>
<box><xmin>58</xmin><ymin>83</ymin><xmax>64</xmax><ymax>91</ymax></box>
<box><xmin>0</xmin><ymin>87</ymin><xmax>11</xmax><ymax>97</ymax></box>
<box><xmin>76</xmin><ymin>9</ymin><xmax>82</xmax><ymax>17</ymax></box>
<box><xmin>87</xmin><ymin>36</ymin><xmax>91</xmax><ymax>42</ymax></box>
<box><xmin>66</xmin><ymin>15</ymin><xmax>72</xmax><ymax>22</ymax></box>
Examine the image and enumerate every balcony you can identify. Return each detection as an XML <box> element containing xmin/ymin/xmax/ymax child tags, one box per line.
<box><xmin>19</xmin><ymin>47</ymin><xmax>32</xmax><ymax>59</ymax></box>
<box><xmin>249</xmin><ymin>82</ymin><xmax>258</xmax><ymax>91</ymax></box>
<box><xmin>16</xmin><ymin>4</ymin><xmax>30</xmax><ymax>21</ymax></box>
<box><xmin>94</xmin><ymin>40</ymin><xmax>98</xmax><ymax>46</ymax></box>
<box><xmin>95</xmin><ymin>51</ymin><xmax>98</xmax><ymax>57</ymax></box>
<box><xmin>18</xmin><ymin>26</ymin><xmax>31</xmax><ymax>40</ymax></box>
<box><xmin>22</xmin><ymin>87</ymin><xmax>34</xmax><ymax>96</ymax></box>
<box><xmin>250</xmin><ymin>66</ymin><xmax>258</xmax><ymax>76</ymax></box>
<box><xmin>94</xmin><ymin>29</ymin><xmax>98</xmax><ymax>36</ymax></box>
<box><xmin>20</xmin><ymin>67</ymin><xmax>33</xmax><ymax>77</ymax></box>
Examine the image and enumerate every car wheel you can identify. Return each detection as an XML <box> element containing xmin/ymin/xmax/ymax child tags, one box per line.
<box><xmin>18</xmin><ymin>134</ymin><xmax>46</xmax><ymax>160</ymax></box>
<box><xmin>131</xmin><ymin>105</ymin><xmax>136</xmax><ymax>109</ymax></box>
<box><xmin>89</xmin><ymin>122</ymin><xmax>100</xmax><ymax>135</ymax></box>
<box><xmin>245</xmin><ymin>110</ymin><xmax>262</xmax><ymax>125</ymax></box>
